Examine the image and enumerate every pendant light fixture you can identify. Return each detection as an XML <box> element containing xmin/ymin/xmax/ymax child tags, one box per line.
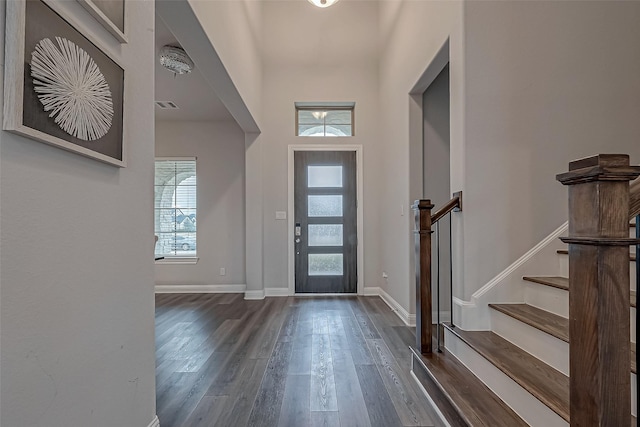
<box><xmin>307</xmin><ymin>0</ymin><xmax>339</xmax><ymax>8</ymax></box>
<box><xmin>159</xmin><ymin>45</ymin><xmax>194</xmax><ymax>75</ymax></box>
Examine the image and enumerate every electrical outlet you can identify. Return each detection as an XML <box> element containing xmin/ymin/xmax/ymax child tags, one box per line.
<box><xmin>220</xmin><ymin>267</ymin><xmax>226</xmax><ymax>276</ymax></box>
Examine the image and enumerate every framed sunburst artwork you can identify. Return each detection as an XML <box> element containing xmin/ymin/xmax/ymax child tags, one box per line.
<box><xmin>4</xmin><ymin>0</ymin><xmax>126</xmax><ymax>167</ymax></box>
<box><xmin>78</xmin><ymin>0</ymin><xmax>126</xmax><ymax>44</ymax></box>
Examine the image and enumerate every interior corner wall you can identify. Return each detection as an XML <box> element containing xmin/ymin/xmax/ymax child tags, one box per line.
<box><xmin>378</xmin><ymin>0</ymin><xmax>464</xmax><ymax>314</ymax></box>
<box><xmin>0</xmin><ymin>1</ymin><xmax>157</xmax><ymax>426</ymax></box>
<box><xmin>155</xmin><ymin>121</ymin><xmax>246</xmax><ymax>288</ymax></box>
<box><xmin>461</xmin><ymin>1</ymin><xmax>640</xmax><ymax>300</ymax></box>
<box><xmin>188</xmin><ymin>0</ymin><xmax>263</xmax><ymax>126</ymax></box>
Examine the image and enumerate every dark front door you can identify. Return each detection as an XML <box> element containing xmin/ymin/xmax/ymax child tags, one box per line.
<box><xmin>294</xmin><ymin>151</ymin><xmax>357</xmax><ymax>293</ymax></box>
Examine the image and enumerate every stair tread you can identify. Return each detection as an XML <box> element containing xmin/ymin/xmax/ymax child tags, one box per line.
<box><xmin>489</xmin><ymin>303</ymin><xmax>637</xmax><ymax>373</ymax></box>
<box><xmin>523</xmin><ymin>275</ymin><xmax>569</xmax><ymax>290</ymax></box>
<box><xmin>556</xmin><ymin>249</ymin><xmax>636</xmax><ymax>261</ymax></box>
<box><xmin>489</xmin><ymin>303</ymin><xmax>569</xmax><ymax>342</ymax></box>
<box><xmin>410</xmin><ymin>346</ymin><xmax>529</xmax><ymax>426</ymax></box>
<box><xmin>523</xmin><ymin>276</ymin><xmax>636</xmax><ymax>306</ymax></box>
<box><xmin>444</xmin><ymin>324</ymin><xmax>570</xmax><ymax>422</ymax></box>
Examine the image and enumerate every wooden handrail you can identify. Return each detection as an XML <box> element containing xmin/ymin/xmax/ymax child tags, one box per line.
<box><xmin>431</xmin><ymin>191</ymin><xmax>462</xmax><ymax>224</ymax></box>
<box><xmin>630</xmin><ymin>178</ymin><xmax>640</xmax><ymax>219</ymax></box>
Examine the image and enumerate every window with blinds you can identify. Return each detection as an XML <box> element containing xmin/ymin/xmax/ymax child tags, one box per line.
<box><xmin>295</xmin><ymin>103</ymin><xmax>354</xmax><ymax>137</ymax></box>
<box><xmin>154</xmin><ymin>158</ymin><xmax>197</xmax><ymax>257</ymax></box>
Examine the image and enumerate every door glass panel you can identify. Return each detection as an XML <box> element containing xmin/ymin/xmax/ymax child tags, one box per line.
<box><xmin>308</xmin><ymin>254</ymin><xmax>343</xmax><ymax>276</ymax></box>
<box><xmin>308</xmin><ymin>166</ymin><xmax>343</xmax><ymax>188</ymax></box>
<box><xmin>308</xmin><ymin>195</ymin><xmax>343</xmax><ymax>217</ymax></box>
<box><xmin>308</xmin><ymin>225</ymin><xmax>343</xmax><ymax>246</ymax></box>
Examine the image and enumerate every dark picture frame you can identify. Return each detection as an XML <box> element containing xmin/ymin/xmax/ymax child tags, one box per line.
<box><xmin>78</xmin><ymin>0</ymin><xmax>126</xmax><ymax>44</ymax></box>
<box><xmin>4</xmin><ymin>0</ymin><xmax>126</xmax><ymax>167</ymax></box>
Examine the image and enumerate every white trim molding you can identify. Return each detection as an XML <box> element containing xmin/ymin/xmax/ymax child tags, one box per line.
<box><xmin>287</xmin><ymin>144</ymin><xmax>365</xmax><ymax>296</ymax></box>
<box><xmin>147</xmin><ymin>415</ymin><xmax>160</xmax><ymax>427</ymax></box>
<box><xmin>379</xmin><ymin>288</ymin><xmax>415</xmax><ymax>327</ymax></box>
<box><xmin>363</xmin><ymin>286</ymin><xmax>380</xmax><ymax>296</ymax></box>
<box><xmin>265</xmin><ymin>287</ymin><xmax>290</xmax><ymax>297</ymax></box>
<box><xmin>244</xmin><ymin>289</ymin><xmax>265</xmax><ymax>300</ymax></box>
<box><xmin>155</xmin><ymin>284</ymin><xmax>246</xmax><ymax>294</ymax></box>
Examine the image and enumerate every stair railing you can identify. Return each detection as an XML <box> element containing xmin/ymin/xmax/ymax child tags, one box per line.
<box><xmin>557</xmin><ymin>154</ymin><xmax>640</xmax><ymax>426</ymax></box>
<box><xmin>412</xmin><ymin>191</ymin><xmax>462</xmax><ymax>354</ymax></box>
<box><xmin>632</xmin><ymin>177</ymin><xmax>639</xmax><ymax>419</ymax></box>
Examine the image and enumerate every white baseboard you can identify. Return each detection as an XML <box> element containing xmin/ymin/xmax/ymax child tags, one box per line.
<box><xmin>265</xmin><ymin>287</ymin><xmax>290</xmax><ymax>297</ymax></box>
<box><xmin>155</xmin><ymin>284</ymin><xmax>246</xmax><ymax>293</ymax></box>
<box><xmin>378</xmin><ymin>288</ymin><xmax>415</xmax><ymax>327</ymax></box>
<box><xmin>363</xmin><ymin>286</ymin><xmax>380</xmax><ymax>296</ymax></box>
<box><xmin>244</xmin><ymin>289</ymin><xmax>265</xmax><ymax>300</ymax></box>
<box><xmin>148</xmin><ymin>415</ymin><xmax>160</xmax><ymax>427</ymax></box>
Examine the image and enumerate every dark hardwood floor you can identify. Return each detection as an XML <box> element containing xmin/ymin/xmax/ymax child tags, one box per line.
<box><xmin>155</xmin><ymin>294</ymin><xmax>441</xmax><ymax>427</ymax></box>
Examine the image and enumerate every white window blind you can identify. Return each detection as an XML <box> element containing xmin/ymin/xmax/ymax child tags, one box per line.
<box><xmin>154</xmin><ymin>158</ymin><xmax>197</xmax><ymax>257</ymax></box>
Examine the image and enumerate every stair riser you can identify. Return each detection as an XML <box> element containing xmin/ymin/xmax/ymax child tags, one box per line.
<box><xmin>559</xmin><ymin>255</ymin><xmax>636</xmax><ymax>286</ymax></box>
<box><xmin>633</xmin><ymin>309</ymin><xmax>637</xmax><ymax>344</ymax></box>
<box><xmin>490</xmin><ymin>309</ymin><xmax>569</xmax><ymax>375</ymax></box>
<box><xmin>445</xmin><ymin>329</ymin><xmax>569</xmax><ymax>427</ymax></box>
<box><xmin>525</xmin><ymin>282</ymin><xmax>569</xmax><ymax>318</ymax></box>
<box><xmin>524</xmin><ymin>284</ymin><xmax>636</xmax><ymax>343</ymax></box>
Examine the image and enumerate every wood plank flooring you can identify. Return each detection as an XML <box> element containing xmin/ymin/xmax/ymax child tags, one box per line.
<box><xmin>156</xmin><ymin>294</ymin><xmax>441</xmax><ymax>427</ymax></box>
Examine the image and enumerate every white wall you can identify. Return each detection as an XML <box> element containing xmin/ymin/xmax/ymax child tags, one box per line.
<box><xmin>188</xmin><ymin>0</ymin><xmax>263</xmax><ymax>128</ymax></box>
<box><xmin>461</xmin><ymin>1</ymin><xmax>640</xmax><ymax>300</ymax></box>
<box><xmin>155</xmin><ymin>121</ymin><xmax>246</xmax><ymax>288</ymax></box>
<box><xmin>0</xmin><ymin>1</ymin><xmax>157</xmax><ymax>426</ymax></box>
<box><xmin>378</xmin><ymin>0</ymin><xmax>465</xmax><ymax>313</ymax></box>
<box><xmin>258</xmin><ymin>0</ymin><xmax>381</xmax><ymax>293</ymax></box>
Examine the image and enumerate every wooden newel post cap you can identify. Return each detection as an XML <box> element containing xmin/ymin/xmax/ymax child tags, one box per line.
<box><xmin>412</xmin><ymin>199</ymin><xmax>434</xmax><ymax>211</ymax></box>
<box><xmin>556</xmin><ymin>154</ymin><xmax>640</xmax><ymax>185</ymax></box>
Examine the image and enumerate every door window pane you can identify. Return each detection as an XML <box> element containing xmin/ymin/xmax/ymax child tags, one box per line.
<box><xmin>308</xmin><ymin>225</ymin><xmax>343</xmax><ymax>246</ymax></box>
<box><xmin>308</xmin><ymin>166</ymin><xmax>342</xmax><ymax>188</ymax></box>
<box><xmin>308</xmin><ymin>254</ymin><xmax>343</xmax><ymax>276</ymax></box>
<box><xmin>308</xmin><ymin>195</ymin><xmax>343</xmax><ymax>217</ymax></box>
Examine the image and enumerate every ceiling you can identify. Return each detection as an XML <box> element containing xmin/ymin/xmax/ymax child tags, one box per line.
<box><xmin>154</xmin><ymin>15</ymin><xmax>234</xmax><ymax>122</ymax></box>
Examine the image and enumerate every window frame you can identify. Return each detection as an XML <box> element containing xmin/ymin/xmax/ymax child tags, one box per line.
<box><xmin>295</xmin><ymin>103</ymin><xmax>355</xmax><ymax>137</ymax></box>
<box><xmin>154</xmin><ymin>156</ymin><xmax>198</xmax><ymax>262</ymax></box>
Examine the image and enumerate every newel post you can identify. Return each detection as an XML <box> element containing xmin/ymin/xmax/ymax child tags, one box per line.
<box><xmin>556</xmin><ymin>154</ymin><xmax>640</xmax><ymax>425</ymax></box>
<box><xmin>412</xmin><ymin>199</ymin><xmax>435</xmax><ymax>354</ymax></box>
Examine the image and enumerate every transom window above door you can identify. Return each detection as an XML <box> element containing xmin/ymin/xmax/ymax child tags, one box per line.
<box><xmin>295</xmin><ymin>102</ymin><xmax>354</xmax><ymax>137</ymax></box>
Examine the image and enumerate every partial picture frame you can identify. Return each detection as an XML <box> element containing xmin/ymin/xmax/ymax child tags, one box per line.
<box><xmin>4</xmin><ymin>0</ymin><xmax>126</xmax><ymax>167</ymax></box>
<box><xmin>78</xmin><ymin>0</ymin><xmax>127</xmax><ymax>44</ymax></box>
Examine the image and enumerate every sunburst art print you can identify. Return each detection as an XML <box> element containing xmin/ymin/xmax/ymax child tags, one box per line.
<box><xmin>30</xmin><ymin>36</ymin><xmax>114</xmax><ymax>141</ymax></box>
<box><xmin>4</xmin><ymin>0</ymin><xmax>125</xmax><ymax>166</ymax></box>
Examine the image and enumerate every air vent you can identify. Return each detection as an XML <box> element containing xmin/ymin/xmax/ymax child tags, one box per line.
<box><xmin>155</xmin><ymin>101</ymin><xmax>179</xmax><ymax>110</ymax></box>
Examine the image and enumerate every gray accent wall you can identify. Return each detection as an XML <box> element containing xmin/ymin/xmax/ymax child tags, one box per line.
<box><xmin>0</xmin><ymin>1</ymin><xmax>157</xmax><ymax>426</ymax></box>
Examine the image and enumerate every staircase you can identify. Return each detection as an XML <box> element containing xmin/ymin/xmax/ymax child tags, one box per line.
<box><xmin>410</xmin><ymin>155</ymin><xmax>640</xmax><ymax>426</ymax></box>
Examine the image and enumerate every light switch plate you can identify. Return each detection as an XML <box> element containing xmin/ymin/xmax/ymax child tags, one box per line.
<box><xmin>275</xmin><ymin>211</ymin><xmax>287</xmax><ymax>220</ymax></box>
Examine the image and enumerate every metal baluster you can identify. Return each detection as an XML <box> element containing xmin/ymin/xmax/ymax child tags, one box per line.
<box><xmin>449</xmin><ymin>213</ymin><xmax>454</xmax><ymax>328</ymax></box>
<box><xmin>436</xmin><ymin>221</ymin><xmax>442</xmax><ymax>352</ymax></box>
